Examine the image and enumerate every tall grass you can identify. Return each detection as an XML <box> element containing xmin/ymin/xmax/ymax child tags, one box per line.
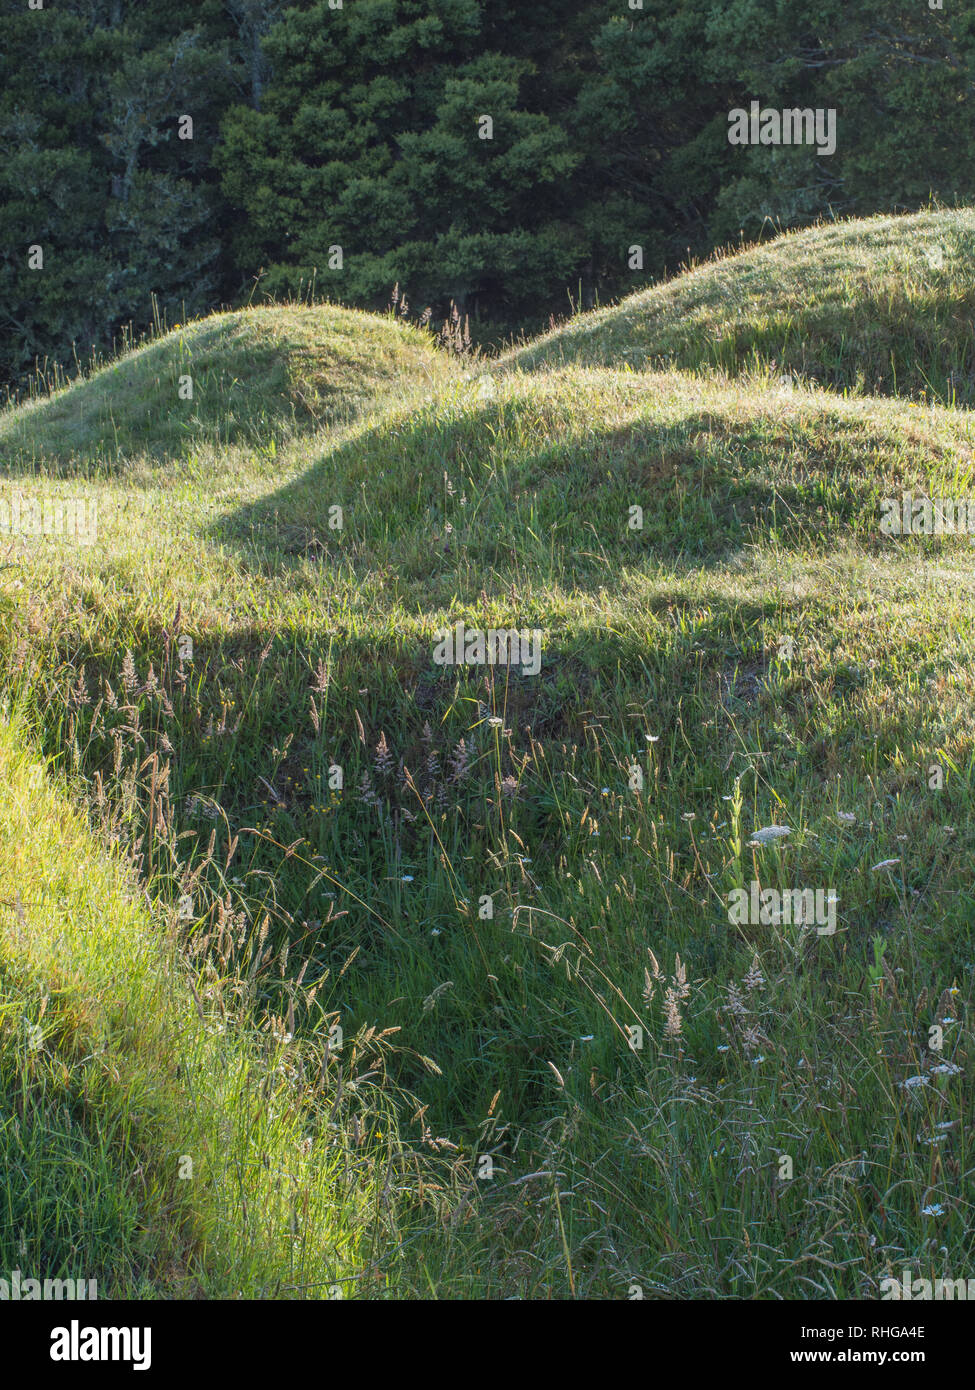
<box><xmin>1</xmin><ymin>207</ymin><xmax>974</xmax><ymax>1297</ymax></box>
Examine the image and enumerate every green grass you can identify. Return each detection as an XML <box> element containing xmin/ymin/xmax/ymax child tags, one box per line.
<box><xmin>0</xmin><ymin>214</ymin><xmax>974</xmax><ymax>1298</ymax></box>
<box><xmin>506</xmin><ymin>207</ymin><xmax>975</xmax><ymax>408</ymax></box>
<box><xmin>0</xmin><ymin>707</ymin><xmax>458</xmax><ymax>1298</ymax></box>
<box><xmin>0</xmin><ymin>303</ymin><xmax>454</xmax><ymax>473</ymax></box>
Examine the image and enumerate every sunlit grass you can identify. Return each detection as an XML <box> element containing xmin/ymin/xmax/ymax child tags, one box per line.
<box><xmin>0</xmin><ymin>212</ymin><xmax>973</xmax><ymax>1297</ymax></box>
<box><xmin>505</xmin><ymin>207</ymin><xmax>975</xmax><ymax>409</ymax></box>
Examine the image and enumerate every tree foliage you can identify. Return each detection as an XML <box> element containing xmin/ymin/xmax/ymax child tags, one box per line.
<box><xmin>2</xmin><ymin>0</ymin><xmax>974</xmax><ymax>391</ymax></box>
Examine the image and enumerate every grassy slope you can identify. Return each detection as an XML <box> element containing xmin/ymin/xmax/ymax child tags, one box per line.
<box><xmin>0</xmin><ymin>709</ymin><xmax>433</xmax><ymax>1298</ymax></box>
<box><xmin>1</xmin><ymin>222</ymin><xmax>974</xmax><ymax>1298</ymax></box>
<box><xmin>0</xmin><ymin>304</ymin><xmax>453</xmax><ymax>471</ymax></box>
<box><xmin>505</xmin><ymin>208</ymin><xmax>975</xmax><ymax>406</ymax></box>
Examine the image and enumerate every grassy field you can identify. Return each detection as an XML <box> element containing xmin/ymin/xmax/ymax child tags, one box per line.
<box><xmin>0</xmin><ymin>209</ymin><xmax>973</xmax><ymax>1298</ymax></box>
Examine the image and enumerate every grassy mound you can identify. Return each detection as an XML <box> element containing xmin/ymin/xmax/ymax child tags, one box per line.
<box><xmin>225</xmin><ymin>367</ymin><xmax>975</xmax><ymax>578</ymax></box>
<box><xmin>4</xmin><ymin>219</ymin><xmax>975</xmax><ymax>1298</ymax></box>
<box><xmin>3</xmin><ymin>349</ymin><xmax>974</xmax><ymax>1295</ymax></box>
<box><xmin>505</xmin><ymin>208</ymin><xmax>975</xmax><ymax>406</ymax></box>
<box><xmin>0</xmin><ymin>304</ymin><xmax>453</xmax><ymax>473</ymax></box>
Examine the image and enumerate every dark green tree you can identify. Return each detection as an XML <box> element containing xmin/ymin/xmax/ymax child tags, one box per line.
<box><xmin>0</xmin><ymin>0</ymin><xmax>235</xmax><ymax>391</ymax></box>
<box><xmin>215</xmin><ymin>0</ymin><xmax>585</xmax><ymax>325</ymax></box>
<box><xmin>702</xmin><ymin>0</ymin><xmax>975</xmax><ymax>242</ymax></box>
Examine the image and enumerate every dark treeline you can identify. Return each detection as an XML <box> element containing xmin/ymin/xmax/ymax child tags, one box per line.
<box><xmin>3</xmin><ymin>0</ymin><xmax>975</xmax><ymax>391</ymax></box>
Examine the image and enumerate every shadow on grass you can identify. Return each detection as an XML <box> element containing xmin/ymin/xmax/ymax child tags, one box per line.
<box><xmin>210</xmin><ymin>390</ymin><xmax>926</xmax><ymax>590</ymax></box>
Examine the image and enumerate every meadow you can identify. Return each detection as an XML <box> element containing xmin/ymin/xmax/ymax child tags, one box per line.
<box><xmin>0</xmin><ymin>207</ymin><xmax>972</xmax><ymax>1298</ymax></box>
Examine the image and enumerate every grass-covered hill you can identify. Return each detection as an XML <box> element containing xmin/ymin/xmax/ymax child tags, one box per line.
<box><xmin>0</xmin><ymin>304</ymin><xmax>452</xmax><ymax>472</ymax></box>
<box><xmin>506</xmin><ymin>207</ymin><xmax>975</xmax><ymax>407</ymax></box>
<box><xmin>0</xmin><ymin>214</ymin><xmax>973</xmax><ymax>1299</ymax></box>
